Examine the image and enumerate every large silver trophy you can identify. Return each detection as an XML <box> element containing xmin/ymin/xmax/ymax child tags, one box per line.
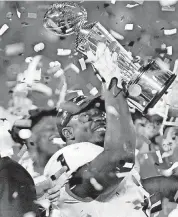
<box><xmin>44</xmin><ymin>2</ymin><xmax>176</xmax><ymax>114</ymax></box>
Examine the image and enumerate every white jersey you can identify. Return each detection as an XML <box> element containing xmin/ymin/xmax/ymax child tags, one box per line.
<box><xmin>44</xmin><ymin>142</ymin><xmax>151</xmax><ymax>217</ymax></box>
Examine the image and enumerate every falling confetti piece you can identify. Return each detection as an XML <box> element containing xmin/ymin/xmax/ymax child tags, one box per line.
<box><xmin>34</xmin><ymin>42</ymin><xmax>45</xmax><ymax>52</ymax></box>
<box><xmin>123</xmin><ymin>162</ymin><xmax>134</xmax><ymax>168</ymax></box>
<box><xmin>52</xmin><ymin>138</ymin><xmax>66</xmax><ymax>145</ymax></box>
<box><xmin>12</xmin><ymin>192</ymin><xmax>18</xmax><ymax>198</ymax></box>
<box><xmin>18</xmin><ymin>129</ymin><xmax>32</xmax><ymax>139</ymax></box>
<box><xmin>110</xmin><ymin>29</ymin><xmax>124</xmax><ymax>40</ymax></box>
<box><xmin>161</xmin><ymin>6</ymin><xmax>175</xmax><ymax>11</ymax></box>
<box><xmin>0</xmin><ymin>24</ymin><xmax>9</xmax><ymax>36</ymax></box>
<box><xmin>25</xmin><ymin>57</ymin><xmax>33</xmax><ymax>63</ymax></box>
<box><xmin>47</xmin><ymin>99</ymin><xmax>55</xmax><ymax>107</ymax></box>
<box><xmin>54</xmin><ymin>61</ymin><xmax>61</xmax><ymax>67</ymax></box>
<box><xmin>23</xmin><ymin>212</ymin><xmax>36</xmax><ymax>217</ymax></box>
<box><xmin>111</xmin><ymin>0</ymin><xmax>116</xmax><ymax>4</ymax></box>
<box><xmin>89</xmin><ymin>87</ymin><xmax>98</xmax><ymax>96</ymax></box>
<box><xmin>5</xmin><ymin>43</ymin><xmax>24</xmax><ymax>56</ymax></box>
<box><xmin>126</xmin><ymin>3</ymin><xmax>140</xmax><ymax>8</ymax></box>
<box><xmin>90</xmin><ymin>178</ymin><xmax>103</xmax><ymax>191</ymax></box>
<box><xmin>159</xmin><ymin>0</ymin><xmax>178</xmax><ymax>7</ymax></box>
<box><xmin>167</xmin><ymin>46</ymin><xmax>173</xmax><ymax>55</ymax></box>
<box><xmin>164</xmin><ymin>28</ymin><xmax>177</xmax><ymax>35</ymax></box>
<box><xmin>144</xmin><ymin>154</ymin><xmax>148</xmax><ymax>159</ymax></box>
<box><xmin>28</xmin><ymin>12</ymin><xmax>37</xmax><ymax>19</ymax></box>
<box><xmin>16</xmin><ymin>9</ymin><xmax>21</xmax><ymax>18</ymax></box>
<box><xmin>125</xmin><ymin>24</ymin><xmax>134</xmax><ymax>30</ymax></box>
<box><xmin>79</xmin><ymin>58</ymin><xmax>86</xmax><ymax>71</ymax></box>
<box><xmin>116</xmin><ymin>172</ymin><xmax>130</xmax><ymax>178</ymax></box>
<box><xmin>57</xmin><ymin>49</ymin><xmax>71</xmax><ymax>56</ymax></box>
<box><xmin>54</xmin><ymin>69</ymin><xmax>64</xmax><ymax>78</ymax></box>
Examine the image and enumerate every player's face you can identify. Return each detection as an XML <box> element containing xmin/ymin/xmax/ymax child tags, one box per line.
<box><xmin>134</xmin><ymin>118</ymin><xmax>161</xmax><ymax>139</ymax></box>
<box><xmin>161</xmin><ymin>127</ymin><xmax>178</xmax><ymax>152</ymax></box>
<box><xmin>68</xmin><ymin>108</ymin><xmax>106</xmax><ymax>146</ymax></box>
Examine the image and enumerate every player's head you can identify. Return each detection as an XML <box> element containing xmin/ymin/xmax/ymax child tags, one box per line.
<box><xmin>161</xmin><ymin>126</ymin><xmax>178</xmax><ymax>152</ymax></box>
<box><xmin>132</xmin><ymin>110</ymin><xmax>163</xmax><ymax>139</ymax></box>
<box><xmin>56</xmin><ymin>95</ymin><xmax>106</xmax><ymax>147</ymax></box>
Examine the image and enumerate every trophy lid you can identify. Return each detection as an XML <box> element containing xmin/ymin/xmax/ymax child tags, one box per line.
<box><xmin>43</xmin><ymin>2</ymin><xmax>88</xmax><ymax>37</ymax></box>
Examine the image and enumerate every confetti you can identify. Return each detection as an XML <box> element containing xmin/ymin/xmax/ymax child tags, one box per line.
<box><xmin>159</xmin><ymin>0</ymin><xmax>178</xmax><ymax>7</ymax></box>
<box><xmin>24</xmin><ymin>55</ymin><xmax>42</xmax><ymax>86</ymax></box>
<box><xmin>34</xmin><ymin>42</ymin><xmax>45</xmax><ymax>52</ymax></box>
<box><xmin>52</xmin><ymin>138</ymin><xmax>66</xmax><ymax>145</ymax></box>
<box><xmin>123</xmin><ymin>162</ymin><xmax>134</xmax><ymax>169</ymax></box>
<box><xmin>167</xmin><ymin>46</ymin><xmax>173</xmax><ymax>55</ymax></box>
<box><xmin>12</xmin><ymin>192</ymin><xmax>18</xmax><ymax>199</ymax></box>
<box><xmin>18</xmin><ymin>129</ymin><xmax>32</xmax><ymax>139</ymax></box>
<box><xmin>125</xmin><ymin>24</ymin><xmax>134</xmax><ymax>30</ymax></box>
<box><xmin>116</xmin><ymin>172</ymin><xmax>130</xmax><ymax>178</ymax></box>
<box><xmin>25</xmin><ymin>57</ymin><xmax>33</xmax><ymax>63</ymax></box>
<box><xmin>28</xmin><ymin>12</ymin><xmax>37</xmax><ymax>19</ymax></box>
<box><xmin>135</xmin><ymin>149</ymin><xmax>139</xmax><ymax>156</ymax></box>
<box><xmin>126</xmin><ymin>3</ymin><xmax>139</xmax><ymax>8</ymax></box>
<box><xmin>54</xmin><ymin>69</ymin><xmax>64</xmax><ymax>78</ymax></box>
<box><xmin>110</xmin><ymin>29</ymin><xmax>124</xmax><ymax>40</ymax></box>
<box><xmin>79</xmin><ymin>58</ymin><xmax>86</xmax><ymax>71</ymax></box>
<box><xmin>47</xmin><ymin>65</ymin><xmax>61</xmax><ymax>74</ymax></box>
<box><xmin>16</xmin><ymin>9</ymin><xmax>21</xmax><ymax>18</ymax></box>
<box><xmin>0</xmin><ymin>24</ymin><xmax>9</xmax><ymax>36</ymax></box>
<box><xmin>5</xmin><ymin>43</ymin><xmax>24</xmax><ymax>56</ymax></box>
<box><xmin>57</xmin><ymin>49</ymin><xmax>71</xmax><ymax>56</ymax></box>
<box><xmin>161</xmin><ymin>6</ymin><xmax>175</xmax><ymax>11</ymax></box>
<box><xmin>90</xmin><ymin>178</ymin><xmax>103</xmax><ymax>191</ymax></box>
<box><xmin>49</xmin><ymin>61</ymin><xmax>55</xmax><ymax>68</ymax></box>
<box><xmin>144</xmin><ymin>154</ymin><xmax>148</xmax><ymax>159</ymax></box>
<box><xmin>47</xmin><ymin>99</ymin><xmax>55</xmax><ymax>107</ymax></box>
<box><xmin>111</xmin><ymin>0</ymin><xmax>116</xmax><ymax>4</ymax></box>
<box><xmin>89</xmin><ymin>87</ymin><xmax>98</xmax><ymax>96</ymax></box>
<box><xmin>164</xmin><ymin>28</ymin><xmax>177</xmax><ymax>35</ymax></box>
<box><xmin>54</xmin><ymin>61</ymin><xmax>61</xmax><ymax>67</ymax></box>
<box><xmin>23</xmin><ymin>212</ymin><xmax>36</xmax><ymax>217</ymax></box>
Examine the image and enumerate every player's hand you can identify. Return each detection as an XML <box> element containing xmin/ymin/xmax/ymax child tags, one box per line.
<box><xmin>47</xmin><ymin>166</ymin><xmax>69</xmax><ymax>203</ymax></box>
<box><xmin>86</xmin><ymin>42</ymin><xmax>122</xmax><ymax>89</ymax></box>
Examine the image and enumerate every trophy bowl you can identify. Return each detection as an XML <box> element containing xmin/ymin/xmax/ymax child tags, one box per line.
<box><xmin>43</xmin><ymin>2</ymin><xmax>87</xmax><ymax>37</ymax></box>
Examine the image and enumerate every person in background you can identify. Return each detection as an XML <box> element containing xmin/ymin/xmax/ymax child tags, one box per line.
<box><xmin>132</xmin><ymin>110</ymin><xmax>163</xmax><ymax>153</ymax></box>
<box><xmin>44</xmin><ymin>43</ymin><xmax>178</xmax><ymax>217</ymax></box>
<box><xmin>0</xmin><ymin>119</ymin><xmax>40</xmax><ymax>217</ymax></box>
